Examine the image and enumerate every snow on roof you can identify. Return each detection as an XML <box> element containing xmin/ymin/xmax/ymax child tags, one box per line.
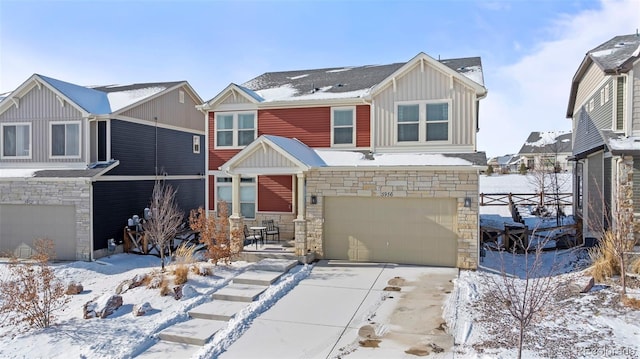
<box><xmin>0</xmin><ymin>168</ymin><xmax>44</xmax><ymax>178</ymax></box>
<box><xmin>263</xmin><ymin>135</ymin><xmax>327</xmax><ymax>167</ymax></box>
<box><xmin>255</xmin><ymin>85</ymin><xmax>298</xmax><ymax>102</ymax></box>
<box><xmin>256</xmin><ymin>85</ymin><xmax>368</xmax><ymax>102</ymax></box>
<box><xmin>518</xmin><ymin>131</ymin><xmax>572</xmax><ymax>154</ymax></box>
<box><xmin>588</xmin><ymin>34</ymin><xmax>640</xmax><ymax>71</ymax></box>
<box><xmin>106</xmin><ymin>86</ymin><xmax>167</xmax><ymax>111</ymax></box>
<box><xmin>457</xmin><ymin>65</ymin><xmax>484</xmax><ymax>86</ymax></box>
<box><xmin>315</xmin><ymin>151</ymin><xmax>473</xmax><ymax>167</ymax></box>
<box><xmin>525</xmin><ymin>131</ymin><xmax>568</xmax><ymax>147</ymax></box>
<box><xmin>607</xmin><ymin>135</ymin><xmax>640</xmax><ymax>151</ymax></box>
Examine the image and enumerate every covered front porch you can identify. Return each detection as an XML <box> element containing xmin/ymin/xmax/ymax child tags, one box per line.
<box><xmin>219</xmin><ymin>135</ymin><xmax>327</xmax><ymax>259</ymax></box>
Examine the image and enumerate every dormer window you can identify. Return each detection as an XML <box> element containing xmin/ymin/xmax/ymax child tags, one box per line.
<box><xmin>215</xmin><ymin>111</ymin><xmax>256</xmax><ymax>148</ymax></box>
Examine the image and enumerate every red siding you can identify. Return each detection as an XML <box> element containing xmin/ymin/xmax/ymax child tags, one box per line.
<box><xmin>208</xmin><ymin>111</ymin><xmax>241</xmax><ymax>169</ymax></box>
<box><xmin>208</xmin><ymin>175</ymin><xmax>216</xmax><ymax>210</ymax></box>
<box><xmin>258</xmin><ymin>175</ymin><xmax>293</xmax><ymax>212</ymax></box>
<box><xmin>258</xmin><ymin>107</ymin><xmax>331</xmax><ymax>147</ymax></box>
<box><xmin>356</xmin><ymin>105</ymin><xmax>370</xmax><ymax>147</ymax></box>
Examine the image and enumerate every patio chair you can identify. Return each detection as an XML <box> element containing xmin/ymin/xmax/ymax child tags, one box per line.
<box><xmin>244</xmin><ymin>225</ymin><xmax>262</xmax><ymax>247</ymax></box>
<box><xmin>262</xmin><ymin>219</ymin><xmax>280</xmax><ymax>242</ymax></box>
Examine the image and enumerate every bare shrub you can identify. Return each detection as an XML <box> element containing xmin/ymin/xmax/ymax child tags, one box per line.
<box><xmin>191</xmin><ymin>263</ymin><xmax>211</xmax><ymax>276</ymax></box>
<box><xmin>631</xmin><ymin>257</ymin><xmax>640</xmax><ymax>275</ymax></box>
<box><xmin>0</xmin><ymin>239</ymin><xmax>69</xmax><ymax>331</ymax></box>
<box><xmin>622</xmin><ymin>295</ymin><xmax>640</xmax><ymax>309</ymax></box>
<box><xmin>146</xmin><ymin>272</ymin><xmax>163</xmax><ymax>289</ymax></box>
<box><xmin>173</xmin><ymin>265</ymin><xmax>189</xmax><ymax>285</ymax></box>
<box><xmin>481</xmin><ymin>234</ymin><xmax>566</xmax><ymax>359</ymax></box>
<box><xmin>188</xmin><ymin>202</ymin><xmax>240</xmax><ymax>265</ymax></box>
<box><xmin>159</xmin><ymin>278</ymin><xmax>171</xmax><ymax>296</ymax></box>
<box><xmin>143</xmin><ymin>180</ymin><xmax>184</xmax><ymax>272</ymax></box>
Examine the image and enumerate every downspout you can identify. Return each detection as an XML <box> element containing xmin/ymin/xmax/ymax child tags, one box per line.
<box><xmin>204</xmin><ymin>109</ymin><xmax>210</xmax><ymax>215</ymax></box>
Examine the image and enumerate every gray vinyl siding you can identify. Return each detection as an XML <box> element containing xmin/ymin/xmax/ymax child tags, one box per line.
<box><xmin>120</xmin><ymin>86</ymin><xmax>204</xmax><ymax>132</ymax></box>
<box><xmin>587</xmin><ymin>151</ymin><xmax>604</xmax><ymax>232</ymax></box>
<box><xmin>616</xmin><ymin>76</ymin><xmax>625</xmax><ymax>131</ymax></box>
<box><xmin>573</xmin><ymin>63</ymin><xmax>605</xmax><ymax>115</ymax></box>
<box><xmin>92</xmin><ymin>179</ymin><xmax>204</xmax><ymax>250</ymax></box>
<box><xmin>572</xmin><ymin>79</ymin><xmax>614</xmax><ymax>157</ymax></box>
<box><xmin>106</xmin><ymin>119</ymin><xmax>204</xmax><ymax>176</ymax></box>
<box><xmin>0</xmin><ymin>83</ymin><xmax>87</xmax><ymax>164</ymax></box>
<box><xmin>372</xmin><ymin>62</ymin><xmax>477</xmax><ymax>150</ymax></box>
<box><xmin>633</xmin><ymin>63</ymin><xmax>640</xmax><ymax>134</ymax></box>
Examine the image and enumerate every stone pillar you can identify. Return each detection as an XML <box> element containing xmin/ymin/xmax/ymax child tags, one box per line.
<box><xmin>294</xmin><ymin>219</ymin><xmax>307</xmax><ymax>256</ymax></box>
<box><xmin>229</xmin><ymin>215</ymin><xmax>243</xmax><ymax>254</ymax></box>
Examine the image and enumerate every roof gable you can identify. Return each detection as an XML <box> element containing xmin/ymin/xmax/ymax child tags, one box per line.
<box><xmin>220</xmin><ymin>135</ymin><xmax>326</xmax><ymax>175</ymax></box>
<box><xmin>200</xmin><ymin>83</ymin><xmax>263</xmax><ymax>110</ymax></box>
<box><xmin>517</xmin><ymin>131</ymin><xmax>573</xmax><ymax>155</ymax></box>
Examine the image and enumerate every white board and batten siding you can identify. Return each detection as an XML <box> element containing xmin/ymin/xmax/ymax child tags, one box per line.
<box><xmin>372</xmin><ymin>61</ymin><xmax>478</xmax><ymax>151</ymax></box>
<box><xmin>0</xmin><ymin>83</ymin><xmax>87</xmax><ymax>164</ymax></box>
<box><xmin>120</xmin><ymin>86</ymin><xmax>205</xmax><ymax>133</ymax></box>
<box><xmin>233</xmin><ymin>146</ymin><xmax>300</xmax><ymax>173</ymax></box>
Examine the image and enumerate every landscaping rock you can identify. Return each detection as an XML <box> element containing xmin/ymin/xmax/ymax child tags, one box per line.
<box><xmin>570</xmin><ymin>276</ymin><xmax>594</xmax><ymax>294</ymax></box>
<box><xmin>132</xmin><ymin>302</ymin><xmax>152</xmax><ymax>317</ymax></box>
<box><xmin>173</xmin><ymin>285</ymin><xmax>183</xmax><ymax>300</ymax></box>
<box><xmin>180</xmin><ymin>284</ymin><xmax>197</xmax><ymax>300</ymax></box>
<box><xmin>115</xmin><ymin>279</ymin><xmax>133</xmax><ymax>295</ymax></box>
<box><xmin>83</xmin><ymin>294</ymin><xmax>123</xmax><ymax>319</ymax></box>
<box><xmin>65</xmin><ymin>282</ymin><xmax>83</xmax><ymax>295</ymax></box>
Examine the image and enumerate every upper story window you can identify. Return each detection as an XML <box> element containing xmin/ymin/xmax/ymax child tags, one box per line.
<box><xmin>215</xmin><ymin>112</ymin><xmax>256</xmax><ymax>148</ymax></box>
<box><xmin>331</xmin><ymin>106</ymin><xmax>355</xmax><ymax>146</ymax></box>
<box><xmin>193</xmin><ymin>135</ymin><xmax>200</xmax><ymax>154</ymax></box>
<box><xmin>397</xmin><ymin>101</ymin><xmax>450</xmax><ymax>143</ymax></box>
<box><xmin>179</xmin><ymin>90</ymin><xmax>185</xmax><ymax>104</ymax></box>
<box><xmin>1</xmin><ymin>123</ymin><xmax>31</xmax><ymax>159</ymax></box>
<box><xmin>50</xmin><ymin>121</ymin><xmax>80</xmax><ymax>158</ymax></box>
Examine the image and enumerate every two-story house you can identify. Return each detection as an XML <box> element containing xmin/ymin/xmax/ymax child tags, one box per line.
<box><xmin>0</xmin><ymin>74</ymin><xmax>205</xmax><ymax>260</ymax></box>
<box><xmin>199</xmin><ymin>53</ymin><xmax>487</xmax><ymax>269</ymax></box>
<box><xmin>516</xmin><ymin>131</ymin><xmax>573</xmax><ymax>172</ymax></box>
<box><xmin>566</xmin><ymin>33</ymin><xmax>640</xmax><ymax>240</ymax></box>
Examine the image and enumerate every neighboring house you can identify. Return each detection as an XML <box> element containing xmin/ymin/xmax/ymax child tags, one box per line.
<box><xmin>566</xmin><ymin>33</ymin><xmax>640</xmax><ymax>239</ymax></box>
<box><xmin>487</xmin><ymin>154</ymin><xmax>519</xmax><ymax>173</ymax></box>
<box><xmin>199</xmin><ymin>52</ymin><xmax>488</xmax><ymax>269</ymax></box>
<box><xmin>516</xmin><ymin>131</ymin><xmax>573</xmax><ymax>172</ymax></box>
<box><xmin>0</xmin><ymin>74</ymin><xmax>205</xmax><ymax>260</ymax></box>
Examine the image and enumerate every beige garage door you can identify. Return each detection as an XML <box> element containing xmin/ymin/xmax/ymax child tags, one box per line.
<box><xmin>324</xmin><ymin>197</ymin><xmax>457</xmax><ymax>266</ymax></box>
<box><xmin>0</xmin><ymin>204</ymin><xmax>76</xmax><ymax>260</ymax></box>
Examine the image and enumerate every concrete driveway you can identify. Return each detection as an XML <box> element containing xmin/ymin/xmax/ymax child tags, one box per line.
<box><xmin>220</xmin><ymin>260</ymin><xmax>458</xmax><ymax>359</ymax></box>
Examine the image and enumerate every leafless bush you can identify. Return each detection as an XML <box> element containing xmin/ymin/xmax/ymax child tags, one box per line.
<box><xmin>481</xmin><ymin>234</ymin><xmax>566</xmax><ymax>359</ymax></box>
<box><xmin>189</xmin><ymin>202</ymin><xmax>240</xmax><ymax>265</ymax></box>
<box><xmin>0</xmin><ymin>239</ymin><xmax>69</xmax><ymax>332</ymax></box>
<box><xmin>143</xmin><ymin>180</ymin><xmax>184</xmax><ymax>272</ymax></box>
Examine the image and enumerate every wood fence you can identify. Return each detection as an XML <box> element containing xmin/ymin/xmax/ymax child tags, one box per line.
<box><xmin>481</xmin><ymin>223</ymin><xmax>581</xmax><ymax>252</ymax></box>
<box><xmin>479</xmin><ymin>192</ymin><xmax>572</xmax><ymax>207</ymax></box>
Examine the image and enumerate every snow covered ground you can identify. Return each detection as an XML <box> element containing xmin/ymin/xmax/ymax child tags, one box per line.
<box><xmin>0</xmin><ymin>173</ymin><xmax>638</xmax><ymax>358</ymax></box>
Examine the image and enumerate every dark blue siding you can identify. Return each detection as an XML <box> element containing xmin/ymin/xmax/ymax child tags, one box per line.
<box><xmin>92</xmin><ymin>179</ymin><xmax>205</xmax><ymax>250</ymax></box>
<box><xmin>107</xmin><ymin>119</ymin><xmax>204</xmax><ymax>176</ymax></box>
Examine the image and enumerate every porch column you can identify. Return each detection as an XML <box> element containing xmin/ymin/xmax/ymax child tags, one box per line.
<box><xmin>296</xmin><ymin>173</ymin><xmax>305</xmax><ymax>220</ymax></box>
<box><xmin>231</xmin><ymin>174</ymin><xmax>241</xmax><ymax>217</ymax></box>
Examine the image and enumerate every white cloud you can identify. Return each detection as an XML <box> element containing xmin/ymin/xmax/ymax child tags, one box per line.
<box><xmin>478</xmin><ymin>0</ymin><xmax>640</xmax><ymax>158</ymax></box>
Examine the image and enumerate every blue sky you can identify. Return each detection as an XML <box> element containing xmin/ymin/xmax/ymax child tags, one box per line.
<box><xmin>1</xmin><ymin>0</ymin><xmax>639</xmax><ymax>157</ymax></box>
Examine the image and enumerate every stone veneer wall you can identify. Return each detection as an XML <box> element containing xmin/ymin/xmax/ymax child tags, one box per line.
<box><xmin>243</xmin><ymin>213</ymin><xmax>295</xmax><ymax>241</ymax></box>
<box><xmin>0</xmin><ymin>178</ymin><xmax>92</xmax><ymax>260</ymax></box>
<box><xmin>304</xmin><ymin>168</ymin><xmax>479</xmax><ymax>269</ymax></box>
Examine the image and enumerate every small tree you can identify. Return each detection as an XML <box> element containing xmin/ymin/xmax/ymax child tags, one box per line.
<box><xmin>0</xmin><ymin>239</ymin><xmax>69</xmax><ymax>332</ymax></box>
<box><xmin>482</xmin><ymin>234</ymin><xmax>565</xmax><ymax>359</ymax></box>
<box><xmin>486</xmin><ymin>164</ymin><xmax>494</xmax><ymax>176</ymax></box>
<box><xmin>189</xmin><ymin>201</ymin><xmax>240</xmax><ymax>265</ymax></box>
<box><xmin>143</xmin><ymin>180</ymin><xmax>184</xmax><ymax>272</ymax></box>
<box><xmin>519</xmin><ymin>162</ymin><xmax>528</xmax><ymax>175</ymax></box>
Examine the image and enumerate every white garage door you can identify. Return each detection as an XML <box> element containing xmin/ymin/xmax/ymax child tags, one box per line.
<box><xmin>0</xmin><ymin>204</ymin><xmax>77</xmax><ymax>260</ymax></box>
<box><xmin>323</xmin><ymin>197</ymin><xmax>458</xmax><ymax>267</ymax></box>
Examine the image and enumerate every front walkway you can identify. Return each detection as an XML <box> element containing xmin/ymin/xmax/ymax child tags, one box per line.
<box><xmin>220</xmin><ymin>260</ymin><xmax>458</xmax><ymax>358</ymax></box>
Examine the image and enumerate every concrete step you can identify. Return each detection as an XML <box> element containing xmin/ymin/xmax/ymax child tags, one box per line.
<box><xmin>212</xmin><ymin>283</ymin><xmax>269</xmax><ymax>302</ymax></box>
<box><xmin>135</xmin><ymin>341</ymin><xmax>201</xmax><ymax>358</ymax></box>
<box><xmin>253</xmin><ymin>258</ymin><xmax>299</xmax><ymax>272</ymax></box>
<box><xmin>189</xmin><ymin>300</ymin><xmax>248</xmax><ymax>321</ymax></box>
<box><xmin>233</xmin><ymin>270</ymin><xmax>283</xmax><ymax>286</ymax></box>
<box><xmin>158</xmin><ymin>318</ymin><xmax>227</xmax><ymax>346</ymax></box>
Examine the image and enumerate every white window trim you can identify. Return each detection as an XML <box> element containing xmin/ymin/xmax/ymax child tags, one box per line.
<box><xmin>193</xmin><ymin>135</ymin><xmax>200</xmax><ymax>154</ymax></box>
<box><xmin>214</xmin><ymin>111</ymin><xmax>257</xmax><ymax>149</ymax></box>
<box><xmin>394</xmin><ymin>99</ymin><xmax>452</xmax><ymax>144</ymax></box>
<box><xmin>49</xmin><ymin>120</ymin><xmax>82</xmax><ymax>159</ymax></box>
<box><xmin>604</xmin><ymin>83</ymin><xmax>610</xmax><ymax>103</ymax></box>
<box><xmin>0</xmin><ymin>122</ymin><xmax>32</xmax><ymax>159</ymax></box>
<box><xmin>215</xmin><ymin>176</ymin><xmax>257</xmax><ymax>219</ymax></box>
<box><xmin>330</xmin><ymin>106</ymin><xmax>356</xmax><ymax>147</ymax></box>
